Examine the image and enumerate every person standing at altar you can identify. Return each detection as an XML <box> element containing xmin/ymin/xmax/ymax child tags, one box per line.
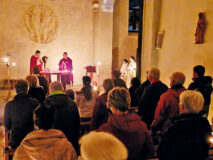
<box><xmin>59</xmin><ymin>52</ymin><xmax>73</xmax><ymax>90</ymax></box>
<box><xmin>30</xmin><ymin>50</ymin><xmax>43</xmax><ymax>74</ymax></box>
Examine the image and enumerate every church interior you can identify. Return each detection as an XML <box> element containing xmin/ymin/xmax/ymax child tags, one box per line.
<box><xmin>0</xmin><ymin>0</ymin><xmax>213</xmax><ymax>159</ymax></box>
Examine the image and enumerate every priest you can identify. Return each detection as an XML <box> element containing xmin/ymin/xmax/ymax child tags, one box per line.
<box><xmin>58</xmin><ymin>52</ymin><xmax>73</xmax><ymax>89</ymax></box>
<box><xmin>30</xmin><ymin>50</ymin><xmax>43</xmax><ymax>74</ymax></box>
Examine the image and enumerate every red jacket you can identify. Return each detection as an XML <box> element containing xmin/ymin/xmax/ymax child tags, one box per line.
<box><xmin>99</xmin><ymin>113</ymin><xmax>154</xmax><ymax>160</ymax></box>
<box><xmin>151</xmin><ymin>85</ymin><xmax>186</xmax><ymax>135</ymax></box>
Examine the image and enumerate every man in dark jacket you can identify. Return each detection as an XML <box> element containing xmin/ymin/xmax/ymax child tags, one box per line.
<box><xmin>4</xmin><ymin>79</ymin><xmax>39</xmax><ymax>148</ymax></box>
<box><xmin>138</xmin><ymin>68</ymin><xmax>168</xmax><ymax>128</ymax></box>
<box><xmin>151</xmin><ymin>72</ymin><xmax>186</xmax><ymax>135</ymax></box>
<box><xmin>158</xmin><ymin>90</ymin><xmax>212</xmax><ymax>160</ymax></box>
<box><xmin>99</xmin><ymin>87</ymin><xmax>154</xmax><ymax>160</ymax></box>
<box><xmin>45</xmin><ymin>81</ymin><xmax>80</xmax><ymax>154</ymax></box>
<box><xmin>188</xmin><ymin>65</ymin><xmax>212</xmax><ymax>116</ymax></box>
<box><xmin>136</xmin><ymin>70</ymin><xmax>150</xmax><ymax>101</ymax></box>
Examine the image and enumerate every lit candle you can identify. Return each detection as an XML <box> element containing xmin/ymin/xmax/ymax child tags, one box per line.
<box><xmin>3</xmin><ymin>57</ymin><xmax>9</xmax><ymax>63</ymax></box>
<box><xmin>12</xmin><ymin>62</ymin><xmax>16</xmax><ymax>66</ymax></box>
<box><xmin>97</xmin><ymin>61</ymin><xmax>101</xmax><ymax>66</ymax></box>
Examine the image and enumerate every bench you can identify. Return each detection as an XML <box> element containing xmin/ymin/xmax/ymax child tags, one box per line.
<box><xmin>2</xmin><ymin>127</ymin><xmax>15</xmax><ymax>160</ymax></box>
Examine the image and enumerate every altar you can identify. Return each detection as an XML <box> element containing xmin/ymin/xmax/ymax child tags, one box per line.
<box><xmin>40</xmin><ymin>70</ymin><xmax>72</xmax><ymax>85</ymax></box>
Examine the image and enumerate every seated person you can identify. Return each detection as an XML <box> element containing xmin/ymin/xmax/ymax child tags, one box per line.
<box><xmin>26</xmin><ymin>74</ymin><xmax>46</xmax><ymax>103</ymax></box>
<box><xmin>4</xmin><ymin>80</ymin><xmax>39</xmax><ymax>148</ymax></box>
<box><xmin>79</xmin><ymin>131</ymin><xmax>128</xmax><ymax>160</ymax></box>
<box><xmin>45</xmin><ymin>81</ymin><xmax>80</xmax><ymax>154</ymax></box>
<box><xmin>90</xmin><ymin>79</ymin><xmax>114</xmax><ymax>130</ymax></box>
<box><xmin>112</xmin><ymin>69</ymin><xmax>127</xmax><ymax>89</ymax></box>
<box><xmin>151</xmin><ymin>72</ymin><xmax>186</xmax><ymax>135</ymax></box>
<box><xmin>99</xmin><ymin>87</ymin><xmax>154</xmax><ymax>160</ymax></box>
<box><xmin>32</xmin><ymin>66</ymin><xmax>48</xmax><ymax>95</ymax></box>
<box><xmin>13</xmin><ymin>104</ymin><xmax>77</xmax><ymax>160</ymax></box>
<box><xmin>158</xmin><ymin>90</ymin><xmax>212</xmax><ymax>160</ymax></box>
<box><xmin>76</xmin><ymin>76</ymin><xmax>97</xmax><ymax>121</ymax></box>
<box><xmin>66</xmin><ymin>89</ymin><xmax>75</xmax><ymax>101</ymax></box>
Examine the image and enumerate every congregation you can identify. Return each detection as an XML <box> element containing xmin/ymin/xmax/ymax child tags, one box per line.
<box><xmin>3</xmin><ymin>65</ymin><xmax>213</xmax><ymax>160</ymax></box>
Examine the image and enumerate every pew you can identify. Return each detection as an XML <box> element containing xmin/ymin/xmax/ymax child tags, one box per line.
<box><xmin>2</xmin><ymin>127</ymin><xmax>15</xmax><ymax>160</ymax></box>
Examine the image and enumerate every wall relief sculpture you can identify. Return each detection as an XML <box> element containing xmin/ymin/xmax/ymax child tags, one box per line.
<box><xmin>24</xmin><ymin>5</ymin><xmax>58</xmax><ymax>44</ymax></box>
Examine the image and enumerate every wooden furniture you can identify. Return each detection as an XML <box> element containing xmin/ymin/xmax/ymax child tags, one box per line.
<box><xmin>40</xmin><ymin>70</ymin><xmax>71</xmax><ymax>84</ymax></box>
<box><xmin>85</xmin><ymin>66</ymin><xmax>96</xmax><ymax>85</ymax></box>
<box><xmin>3</xmin><ymin>127</ymin><xmax>15</xmax><ymax>160</ymax></box>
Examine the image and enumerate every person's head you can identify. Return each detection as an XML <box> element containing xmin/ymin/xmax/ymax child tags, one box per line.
<box><xmin>79</xmin><ymin>131</ymin><xmax>128</xmax><ymax>160</ymax></box>
<box><xmin>103</xmin><ymin>79</ymin><xmax>114</xmax><ymax>93</ymax></box>
<box><xmin>83</xmin><ymin>76</ymin><xmax>91</xmax><ymax>86</ymax></box>
<box><xmin>63</xmin><ymin>52</ymin><xmax>68</xmax><ymax>59</ymax></box>
<box><xmin>81</xmin><ymin>76</ymin><xmax>92</xmax><ymax>101</ymax></box>
<box><xmin>179</xmin><ymin>90</ymin><xmax>204</xmax><ymax>114</ymax></box>
<box><xmin>32</xmin><ymin>66</ymin><xmax>40</xmax><ymax>75</ymax></box>
<box><xmin>193</xmin><ymin>65</ymin><xmax>205</xmax><ymax>78</ymax></box>
<box><xmin>35</xmin><ymin>50</ymin><xmax>41</xmax><ymax>57</ymax></box>
<box><xmin>170</xmin><ymin>72</ymin><xmax>185</xmax><ymax>87</ymax></box>
<box><xmin>66</xmin><ymin>89</ymin><xmax>75</xmax><ymax>100</ymax></box>
<box><xmin>15</xmin><ymin>79</ymin><xmax>29</xmax><ymax>94</ymax></box>
<box><xmin>130</xmin><ymin>77</ymin><xmax>140</xmax><ymax>87</ymax></box>
<box><xmin>107</xmin><ymin>87</ymin><xmax>130</xmax><ymax>113</ymax></box>
<box><xmin>49</xmin><ymin>81</ymin><xmax>64</xmax><ymax>93</ymax></box>
<box><xmin>123</xmin><ymin>59</ymin><xmax>129</xmax><ymax>64</ymax></box>
<box><xmin>145</xmin><ymin>71</ymin><xmax>149</xmax><ymax>80</ymax></box>
<box><xmin>129</xmin><ymin>56</ymin><xmax>135</xmax><ymax>62</ymax></box>
<box><xmin>25</xmin><ymin>74</ymin><xmax>39</xmax><ymax>88</ymax></box>
<box><xmin>42</xmin><ymin>56</ymin><xmax>48</xmax><ymax>63</ymax></box>
<box><xmin>112</xmin><ymin>69</ymin><xmax>121</xmax><ymax>79</ymax></box>
<box><xmin>34</xmin><ymin>104</ymin><xmax>54</xmax><ymax>130</ymax></box>
<box><xmin>148</xmin><ymin>68</ymin><xmax>160</xmax><ymax>82</ymax></box>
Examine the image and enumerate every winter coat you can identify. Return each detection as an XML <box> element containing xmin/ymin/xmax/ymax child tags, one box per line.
<box><xmin>151</xmin><ymin>85</ymin><xmax>186</xmax><ymax>135</ymax></box>
<box><xmin>136</xmin><ymin>80</ymin><xmax>150</xmax><ymax>101</ymax></box>
<box><xmin>138</xmin><ymin>81</ymin><xmax>168</xmax><ymax>128</ymax></box>
<box><xmin>99</xmin><ymin>113</ymin><xmax>154</xmax><ymax>160</ymax></box>
<box><xmin>90</xmin><ymin>92</ymin><xmax>111</xmax><ymax>130</ymax></box>
<box><xmin>188</xmin><ymin>76</ymin><xmax>212</xmax><ymax>106</ymax></box>
<box><xmin>4</xmin><ymin>94</ymin><xmax>39</xmax><ymax>148</ymax></box>
<box><xmin>28</xmin><ymin>87</ymin><xmax>46</xmax><ymax>103</ymax></box>
<box><xmin>45</xmin><ymin>93</ymin><xmax>80</xmax><ymax>154</ymax></box>
<box><xmin>13</xmin><ymin>129</ymin><xmax>77</xmax><ymax>160</ymax></box>
<box><xmin>158</xmin><ymin>113</ymin><xmax>212</xmax><ymax>160</ymax></box>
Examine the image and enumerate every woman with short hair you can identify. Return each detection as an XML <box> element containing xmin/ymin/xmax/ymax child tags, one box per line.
<box><xmin>158</xmin><ymin>90</ymin><xmax>212</xmax><ymax>160</ymax></box>
<box><xmin>79</xmin><ymin>131</ymin><xmax>128</xmax><ymax>160</ymax></box>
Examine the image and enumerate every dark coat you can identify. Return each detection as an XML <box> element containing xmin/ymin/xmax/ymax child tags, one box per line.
<box><xmin>188</xmin><ymin>76</ymin><xmax>212</xmax><ymax>106</ymax></box>
<box><xmin>138</xmin><ymin>81</ymin><xmax>168</xmax><ymax>128</ymax></box>
<box><xmin>90</xmin><ymin>92</ymin><xmax>111</xmax><ymax>130</ymax></box>
<box><xmin>45</xmin><ymin>94</ymin><xmax>80</xmax><ymax>153</ymax></box>
<box><xmin>99</xmin><ymin>113</ymin><xmax>154</xmax><ymax>160</ymax></box>
<box><xmin>136</xmin><ymin>80</ymin><xmax>150</xmax><ymax>100</ymax></box>
<box><xmin>4</xmin><ymin>94</ymin><xmax>39</xmax><ymax>148</ymax></box>
<box><xmin>151</xmin><ymin>85</ymin><xmax>186</xmax><ymax>135</ymax></box>
<box><xmin>37</xmin><ymin>75</ymin><xmax>48</xmax><ymax>95</ymax></box>
<box><xmin>158</xmin><ymin>113</ymin><xmax>212</xmax><ymax>160</ymax></box>
<box><xmin>129</xmin><ymin>84</ymin><xmax>140</xmax><ymax>107</ymax></box>
<box><xmin>28</xmin><ymin>87</ymin><xmax>46</xmax><ymax>103</ymax></box>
